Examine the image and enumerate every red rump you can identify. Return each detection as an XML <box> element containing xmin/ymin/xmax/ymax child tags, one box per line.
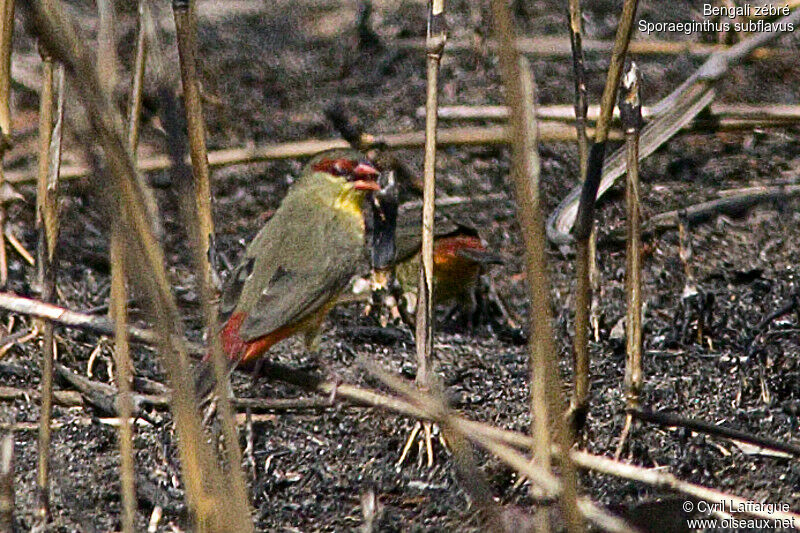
<box><xmin>215</xmin><ymin>311</ymin><xmax>298</xmax><ymax>367</ymax></box>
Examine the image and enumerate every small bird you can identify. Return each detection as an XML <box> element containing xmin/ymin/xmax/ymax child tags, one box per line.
<box><xmin>391</xmin><ymin>211</ymin><xmax>503</xmax><ymax>325</ymax></box>
<box><xmin>205</xmin><ymin>149</ymin><xmax>389</xmax><ymax>380</ymax></box>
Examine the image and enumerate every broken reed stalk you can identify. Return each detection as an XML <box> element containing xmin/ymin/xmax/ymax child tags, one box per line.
<box><xmin>172</xmin><ymin>0</ymin><xmax>217</xmax><ymax>296</ymax></box>
<box><xmin>0</xmin><ymin>0</ymin><xmax>13</xmax><ymax>288</ymax></box>
<box><xmin>411</xmin><ymin>0</ymin><xmax>445</xmax><ymax>468</ymax></box>
<box><xmin>571</xmin><ymin>0</ymin><xmax>639</xmax><ymax>427</ymax></box>
<box><xmin>616</xmin><ymin>64</ymin><xmax>643</xmax><ymax>460</ymax></box>
<box><xmin>19</xmin><ymin>3</ymin><xmax>253</xmax><ymax>531</ymax></box>
<box><xmin>566</xmin><ymin>0</ymin><xmax>593</xmax><ymax>431</ymax></box>
<box><xmin>110</xmin><ymin>0</ymin><xmax>147</xmax><ymax>529</ymax></box>
<box><xmin>567</xmin><ymin>0</ymin><xmax>588</xmax><ymax>178</ymax></box>
<box><xmin>489</xmin><ymin>0</ymin><xmax>582</xmax><ymax>530</ymax></box>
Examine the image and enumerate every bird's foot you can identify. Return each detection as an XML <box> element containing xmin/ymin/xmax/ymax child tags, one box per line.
<box><xmin>396</xmin><ymin>420</ymin><xmax>445</xmax><ymax>469</ymax></box>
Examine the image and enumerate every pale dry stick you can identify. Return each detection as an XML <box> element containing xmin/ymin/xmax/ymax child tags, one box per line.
<box><xmin>0</xmin><ymin>0</ymin><xmax>11</xmax><ymax>288</ymax></box>
<box><xmin>109</xmin><ymin>0</ymin><xmax>147</xmax><ymax>529</ymax></box>
<box><xmin>0</xmin><ymin>433</ymin><xmax>12</xmax><ymax>533</ymax></box>
<box><xmin>490</xmin><ymin>0</ymin><xmax>582</xmax><ymax>530</ymax></box>
<box><xmin>615</xmin><ymin>64</ymin><xmax>643</xmax><ymax>460</ymax></box>
<box><xmin>23</xmin><ymin>114</ymin><xmax>793</xmax><ymax>185</ymax></box>
<box><xmin>172</xmin><ymin>0</ymin><xmax>217</xmax><ymax>294</ymax></box>
<box><xmin>146</xmin><ymin>1</ymin><xmax>250</xmax><ymax>514</ymax></box>
<box><xmin>0</xmin><ymin>292</ymin><xmax>179</xmax><ymax>350</ymax></box>
<box><xmin>570</xmin><ymin>450</ymin><xmax>800</xmax><ymax>523</ymax></box>
<box><xmin>401</xmin><ymin>0</ymin><xmax>446</xmax><ymax>469</ymax></box>
<box><xmin>19</xmin><ymin>2</ymin><xmax>252</xmax><ymax>530</ymax></box>
<box><xmin>394</xmin><ymin>34</ymin><xmax>783</xmax><ymax>59</ymax></box>
<box><xmin>570</xmin><ymin>0</ymin><xmax>639</xmax><ymax>429</ymax></box>
<box><xmin>419</xmin><ymin>103</ymin><xmax>800</xmax><ymax>123</ymax></box>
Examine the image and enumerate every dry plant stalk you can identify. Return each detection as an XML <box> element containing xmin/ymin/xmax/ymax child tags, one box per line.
<box><xmin>145</xmin><ymin>0</ymin><xmax>248</xmax><ymax>513</ymax></box>
<box><xmin>407</xmin><ymin>0</ymin><xmax>446</xmax><ymax>468</ymax></box>
<box><xmin>566</xmin><ymin>0</ymin><xmax>593</xmax><ymax>429</ymax></box>
<box><xmin>108</xmin><ymin>0</ymin><xmax>145</xmax><ymax>529</ymax></box>
<box><xmin>489</xmin><ymin>0</ymin><xmax>582</xmax><ymax>530</ymax></box>
<box><xmin>172</xmin><ymin>0</ymin><xmax>217</xmax><ymax>295</ymax></box>
<box><xmin>571</xmin><ymin>0</ymin><xmax>639</xmax><ymax>427</ymax></box>
<box><xmin>34</xmin><ymin>28</ymin><xmax>65</xmax><ymax>522</ymax></box>
<box><xmin>616</xmin><ymin>64</ymin><xmax>643</xmax><ymax>459</ymax></box>
<box><xmin>423</xmin><ymin>102</ymin><xmax>800</xmax><ymax>124</ymax></box>
<box><xmin>148</xmin><ymin>0</ymin><xmax>251</xmax><ymax>524</ymax></box>
<box><xmin>20</xmin><ymin>2</ymin><xmax>252</xmax><ymax>530</ymax></box>
<box><xmin>0</xmin><ymin>0</ymin><xmax>11</xmax><ymax>289</ymax></box>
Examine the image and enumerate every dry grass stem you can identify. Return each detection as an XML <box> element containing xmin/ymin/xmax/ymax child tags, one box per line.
<box><xmin>490</xmin><ymin>0</ymin><xmax>582</xmax><ymax>530</ymax></box>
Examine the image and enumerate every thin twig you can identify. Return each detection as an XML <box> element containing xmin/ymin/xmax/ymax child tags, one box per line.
<box><xmin>602</xmin><ymin>184</ymin><xmax>800</xmax><ymax>244</ymax></box>
<box><xmin>630</xmin><ymin>407</ymin><xmax>800</xmax><ymax>457</ymax></box>
<box><xmin>566</xmin><ymin>0</ymin><xmax>592</xmax><ymax>431</ymax></box>
<box><xmin>407</xmin><ymin>0</ymin><xmax>446</xmax><ymax>469</ymax></box>
<box><xmin>8</xmin><ymin>109</ymin><xmax>791</xmax><ymax>186</ymax></box>
<box><xmin>490</xmin><ymin>1</ymin><xmax>582</xmax><ymax>530</ymax></box>
<box><xmin>616</xmin><ymin>63</ymin><xmax>643</xmax><ymax>460</ymax></box>
<box><xmin>0</xmin><ymin>291</ymin><xmax>204</xmax><ymax>351</ymax></box>
<box><xmin>417</xmin><ymin>102</ymin><xmax>800</xmax><ymax>124</ymax></box>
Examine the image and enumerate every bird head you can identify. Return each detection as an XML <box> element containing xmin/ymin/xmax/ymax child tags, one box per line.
<box><xmin>302</xmin><ymin>148</ymin><xmax>381</xmax><ymax>192</ymax></box>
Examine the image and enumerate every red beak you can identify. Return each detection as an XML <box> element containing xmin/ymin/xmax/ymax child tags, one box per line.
<box><xmin>353</xmin><ymin>161</ymin><xmax>380</xmax><ymax>191</ymax></box>
<box><xmin>353</xmin><ymin>180</ymin><xmax>381</xmax><ymax>191</ymax></box>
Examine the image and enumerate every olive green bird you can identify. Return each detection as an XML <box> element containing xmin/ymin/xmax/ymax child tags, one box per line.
<box><xmin>210</xmin><ymin>148</ymin><xmax>389</xmax><ymax>370</ymax></box>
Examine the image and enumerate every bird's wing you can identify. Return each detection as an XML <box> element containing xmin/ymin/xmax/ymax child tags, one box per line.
<box><xmin>225</xmin><ymin>194</ymin><xmax>366</xmax><ymax>343</ymax></box>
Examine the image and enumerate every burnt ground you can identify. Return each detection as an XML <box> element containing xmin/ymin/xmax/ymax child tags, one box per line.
<box><xmin>1</xmin><ymin>0</ymin><xmax>800</xmax><ymax>531</ymax></box>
